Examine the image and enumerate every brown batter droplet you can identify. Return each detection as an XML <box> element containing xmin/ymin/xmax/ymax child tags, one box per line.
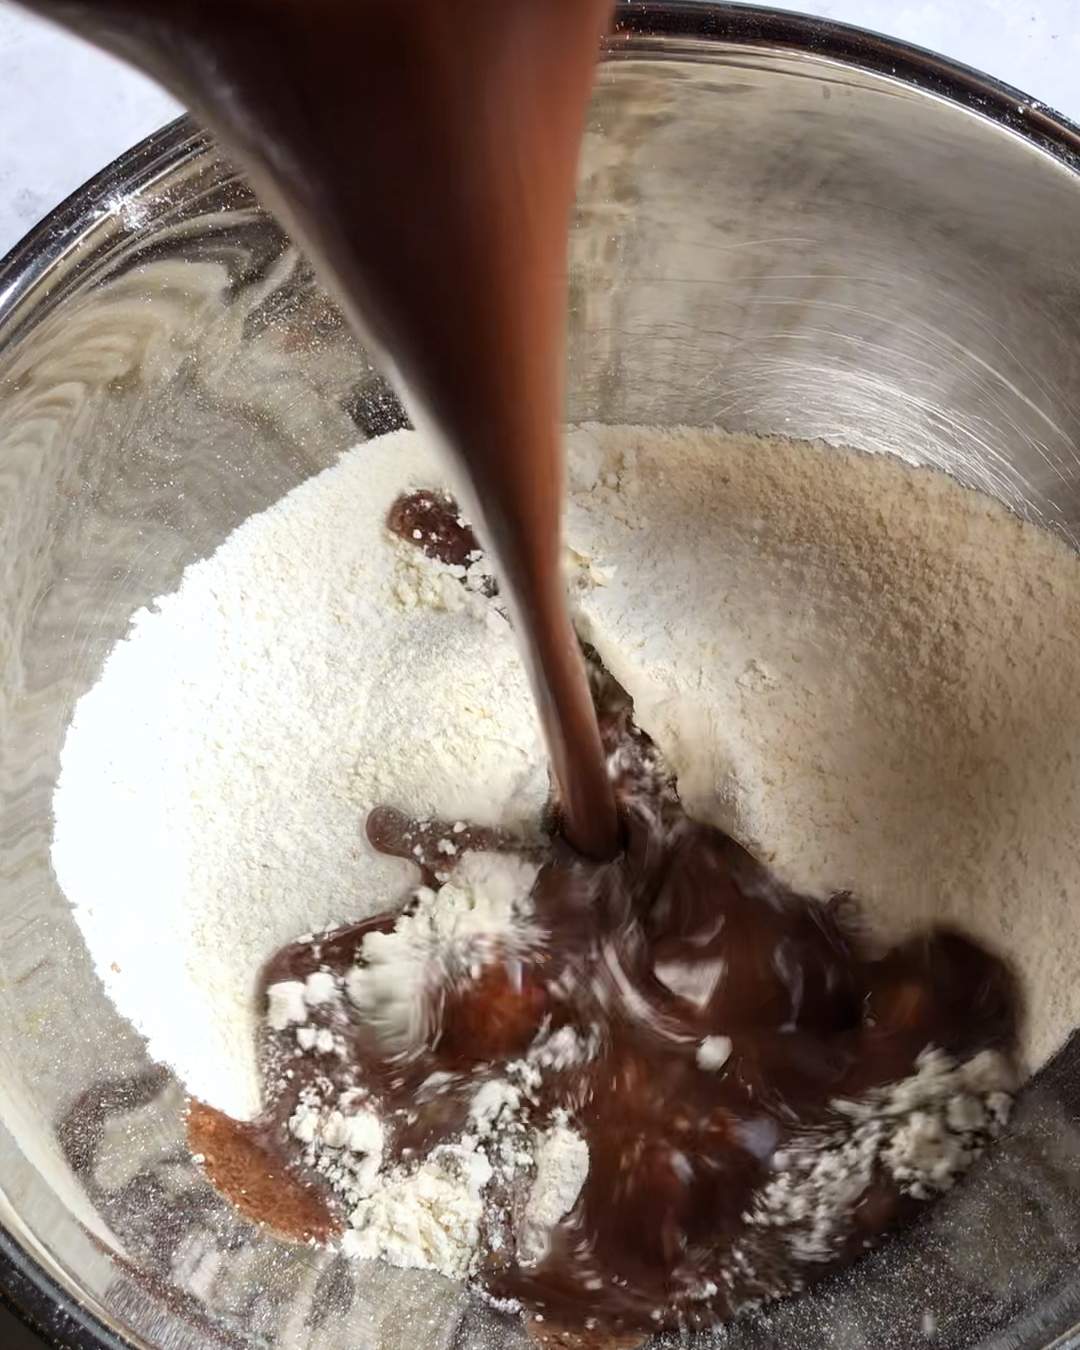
<box><xmin>186</xmin><ymin>1101</ymin><xmax>338</xmax><ymax>1244</ymax></box>
<box><xmin>387</xmin><ymin>490</ymin><xmax>493</xmax><ymax>581</ymax></box>
<box><xmin>365</xmin><ymin>803</ymin><xmax>529</xmax><ymax>887</ymax></box>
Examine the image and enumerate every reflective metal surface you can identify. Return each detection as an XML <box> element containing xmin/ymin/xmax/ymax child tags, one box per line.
<box><xmin>3</xmin><ymin>4</ymin><xmax>1080</xmax><ymax>1347</ymax></box>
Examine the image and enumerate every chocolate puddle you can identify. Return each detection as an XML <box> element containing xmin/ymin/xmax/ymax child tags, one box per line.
<box><xmin>189</xmin><ymin>492</ymin><xmax>1020</xmax><ymax>1338</ymax></box>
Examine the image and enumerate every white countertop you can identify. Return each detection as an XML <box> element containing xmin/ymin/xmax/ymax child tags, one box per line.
<box><xmin>0</xmin><ymin>0</ymin><xmax>1078</xmax><ymax>260</ymax></box>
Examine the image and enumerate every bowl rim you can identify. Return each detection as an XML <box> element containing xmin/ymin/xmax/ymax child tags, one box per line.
<box><xmin>2</xmin><ymin>2</ymin><xmax>1080</xmax><ymax>1346</ymax></box>
<box><xmin>2</xmin><ymin>0</ymin><xmax>1080</xmax><ymax>337</ymax></box>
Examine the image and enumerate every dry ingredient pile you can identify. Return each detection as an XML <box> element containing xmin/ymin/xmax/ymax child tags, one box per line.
<box><xmin>53</xmin><ymin>425</ymin><xmax>1080</xmax><ymax>1340</ymax></box>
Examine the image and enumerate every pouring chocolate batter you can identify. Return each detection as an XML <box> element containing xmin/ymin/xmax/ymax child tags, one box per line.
<box><xmin>21</xmin><ymin>1</ymin><xmax>1021</xmax><ymax>1341</ymax></box>
<box><xmin>20</xmin><ymin>0</ymin><xmax>618</xmax><ymax>858</ymax></box>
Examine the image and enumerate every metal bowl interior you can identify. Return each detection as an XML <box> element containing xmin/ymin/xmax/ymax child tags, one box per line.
<box><xmin>2</xmin><ymin>4</ymin><xmax>1080</xmax><ymax>1347</ymax></box>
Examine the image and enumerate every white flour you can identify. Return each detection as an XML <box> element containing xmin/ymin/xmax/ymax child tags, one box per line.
<box><xmin>52</xmin><ymin>424</ymin><xmax>1080</xmax><ymax>1151</ymax></box>
<box><xmin>344</xmin><ymin>850</ymin><xmax>540</xmax><ymax>1050</ymax></box>
<box><xmin>697</xmin><ymin>1035</ymin><xmax>733</xmax><ymax>1072</ymax></box>
<box><xmin>270</xmin><ymin>870</ymin><xmax>596</xmax><ymax>1281</ymax></box>
<box><xmin>52</xmin><ymin>431</ymin><xmax>547</xmax><ymax>1120</ymax></box>
<box><xmin>340</xmin><ymin>1141</ymin><xmax>494</xmax><ymax>1279</ymax></box>
<box><xmin>739</xmin><ymin>1048</ymin><xmax>1014</xmax><ymax>1280</ymax></box>
<box><xmin>520</xmin><ymin>1123</ymin><xmax>590</xmax><ymax>1264</ymax></box>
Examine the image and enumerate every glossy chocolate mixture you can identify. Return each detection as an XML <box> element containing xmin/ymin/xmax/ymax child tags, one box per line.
<box><xmin>20</xmin><ymin>0</ymin><xmax>618</xmax><ymax>857</ymax></box>
<box><xmin>203</xmin><ymin>496</ymin><xmax>1016</xmax><ymax>1339</ymax></box>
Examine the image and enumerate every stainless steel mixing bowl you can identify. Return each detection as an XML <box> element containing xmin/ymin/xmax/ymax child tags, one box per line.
<box><xmin>3</xmin><ymin>4</ymin><xmax>1080</xmax><ymax>1347</ymax></box>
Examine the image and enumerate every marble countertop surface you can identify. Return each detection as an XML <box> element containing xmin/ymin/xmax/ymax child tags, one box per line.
<box><xmin>0</xmin><ymin>1</ymin><xmax>1078</xmax><ymax>260</ymax></box>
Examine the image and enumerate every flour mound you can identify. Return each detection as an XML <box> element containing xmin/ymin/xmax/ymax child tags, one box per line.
<box><xmin>53</xmin><ymin>425</ymin><xmax>1080</xmax><ymax>1122</ymax></box>
<box><xmin>52</xmin><ymin>430</ymin><xmax>545</xmax><ymax>1120</ymax></box>
<box><xmin>565</xmin><ymin>424</ymin><xmax>1080</xmax><ymax>1070</ymax></box>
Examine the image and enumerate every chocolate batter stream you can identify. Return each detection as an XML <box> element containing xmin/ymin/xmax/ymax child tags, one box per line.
<box><xmin>22</xmin><ymin>0</ymin><xmax>618</xmax><ymax>857</ymax></box>
<box><xmin>18</xmin><ymin>1</ymin><xmax>1022</xmax><ymax>1340</ymax></box>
